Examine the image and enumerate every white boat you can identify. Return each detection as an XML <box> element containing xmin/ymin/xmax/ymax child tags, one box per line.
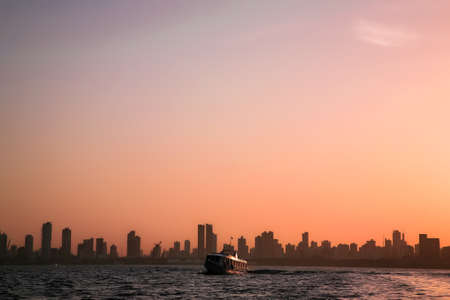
<box><xmin>204</xmin><ymin>252</ymin><xmax>248</xmax><ymax>274</ymax></box>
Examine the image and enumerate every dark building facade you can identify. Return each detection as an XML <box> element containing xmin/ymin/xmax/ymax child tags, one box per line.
<box><xmin>41</xmin><ymin>222</ymin><xmax>52</xmax><ymax>259</ymax></box>
<box><xmin>110</xmin><ymin>244</ymin><xmax>119</xmax><ymax>258</ymax></box>
<box><xmin>96</xmin><ymin>238</ymin><xmax>107</xmax><ymax>257</ymax></box>
<box><xmin>184</xmin><ymin>240</ymin><xmax>190</xmax><ymax>256</ymax></box>
<box><xmin>197</xmin><ymin>224</ymin><xmax>205</xmax><ymax>258</ymax></box>
<box><xmin>25</xmin><ymin>234</ymin><xmax>33</xmax><ymax>258</ymax></box>
<box><xmin>0</xmin><ymin>232</ymin><xmax>8</xmax><ymax>257</ymax></box>
<box><xmin>127</xmin><ymin>231</ymin><xmax>141</xmax><ymax>257</ymax></box>
<box><xmin>237</xmin><ymin>236</ymin><xmax>249</xmax><ymax>258</ymax></box>
<box><xmin>151</xmin><ymin>243</ymin><xmax>162</xmax><ymax>258</ymax></box>
<box><xmin>418</xmin><ymin>234</ymin><xmax>440</xmax><ymax>260</ymax></box>
<box><xmin>61</xmin><ymin>228</ymin><xmax>71</xmax><ymax>256</ymax></box>
<box><xmin>205</xmin><ymin>224</ymin><xmax>217</xmax><ymax>254</ymax></box>
<box><xmin>78</xmin><ymin>238</ymin><xmax>94</xmax><ymax>258</ymax></box>
<box><xmin>174</xmin><ymin>241</ymin><xmax>181</xmax><ymax>256</ymax></box>
<box><xmin>254</xmin><ymin>231</ymin><xmax>283</xmax><ymax>258</ymax></box>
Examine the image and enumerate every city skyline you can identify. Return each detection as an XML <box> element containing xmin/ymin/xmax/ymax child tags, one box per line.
<box><xmin>2</xmin><ymin>1</ymin><xmax>450</xmax><ymax>256</ymax></box>
<box><xmin>0</xmin><ymin>221</ymin><xmax>447</xmax><ymax>259</ymax></box>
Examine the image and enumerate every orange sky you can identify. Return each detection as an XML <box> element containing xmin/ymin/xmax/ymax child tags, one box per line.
<box><xmin>1</xmin><ymin>1</ymin><xmax>450</xmax><ymax>255</ymax></box>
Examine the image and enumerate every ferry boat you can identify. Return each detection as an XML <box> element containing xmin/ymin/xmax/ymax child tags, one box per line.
<box><xmin>204</xmin><ymin>252</ymin><xmax>248</xmax><ymax>274</ymax></box>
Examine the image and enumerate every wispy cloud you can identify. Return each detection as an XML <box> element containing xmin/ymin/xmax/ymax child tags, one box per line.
<box><xmin>354</xmin><ymin>19</ymin><xmax>417</xmax><ymax>47</ymax></box>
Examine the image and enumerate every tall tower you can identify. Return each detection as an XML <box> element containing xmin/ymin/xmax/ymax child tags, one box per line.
<box><xmin>238</xmin><ymin>236</ymin><xmax>249</xmax><ymax>258</ymax></box>
<box><xmin>206</xmin><ymin>224</ymin><xmax>213</xmax><ymax>254</ymax></box>
<box><xmin>127</xmin><ymin>231</ymin><xmax>136</xmax><ymax>257</ymax></box>
<box><xmin>205</xmin><ymin>224</ymin><xmax>217</xmax><ymax>254</ymax></box>
<box><xmin>392</xmin><ymin>230</ymin><xmax>401</xmax><ymax>248</ymax></box>
<box><xmin>41</xmin><ymin>222</ymin><xmax>52</xmax><ymax>259</ymax></box>
<box><xmin>198</xmin><ymin>224</ymin><xmax>205</xmax><ymax>258</ymax></box>
<box><xmin>61</xmin><ymin>228</ymin><xmax>71</xmax><ymax>256</ymax></box>
<box><xmin>25</xmin><ymin>234</ymin><xmax>33</xmax><ymax>258</ymax></box>
<box><xmin>0</xmin><ymin>232</ymin><xmax>7</xmax><ymax>257</ymax></box>
<box><xmin>96</xmin><ymin>238</ymin><xmax>107</xmax><ymax>257</ymax></box>
<box><xmin>184</xmin><ymin>240</ymin><xmax>190</xmax><ymax>256</ymax></box>
<box><xmin>302</xmin><ymin>232</ymin><xmax>309</xmax><ymax>248</ymax></box>
<box><xmin>127</xmin><ymin>231</ymin><xmax>141</xmax><ymax>257</ymax></box>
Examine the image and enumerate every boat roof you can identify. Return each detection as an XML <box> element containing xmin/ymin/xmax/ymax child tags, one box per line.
<box><xmin>207</xmin><ymin>252</ymin><xmax>247</xmax><ymax>263</ymax></box>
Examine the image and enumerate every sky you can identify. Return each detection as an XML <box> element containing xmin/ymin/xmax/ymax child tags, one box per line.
<box><xmin>1</xmin><ymin>1</ymin><xmax>450</xmax><ymax>255</ymax></box>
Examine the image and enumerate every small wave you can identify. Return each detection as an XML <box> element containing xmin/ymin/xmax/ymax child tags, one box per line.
<box><xmin>429</xmin><ymin>273</ymin><xmax>450</xmax><ymax>278</ymax></box>
<box><xmin>248</xmin><ymin>269</ymin><xmax>287</xmax><ymax>275</ymax></box>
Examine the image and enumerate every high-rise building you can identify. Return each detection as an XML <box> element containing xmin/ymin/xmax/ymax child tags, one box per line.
<box><xmin>349</xmin><ymin>243</ymin><xmax>358</xmax><ymax>257</ymax></box>
<box><xmin>61</xmin><ymin>228</ymin><xmax>71</xmax><ymax>256</ymax></box>
<box><xmin>237</xmin><ymin>236</ymin><xmax>249</xmax><ymax>258</ymax></box>
<box><xmin>335</xmin><ymin>244</ymin><xmax>350</xmax><ymax>258</ymax></box>
<box><xmin>441</xmin><ymin>247</ymin><xmax>450</xmax><ymax>261</ymax></box>
<box><xmin>198</xmin><ymin>224</ymin><xmax>205</xmax><ymax>258</ymax></box>
<box><xmin>127</xmin><ymin>231</ymin><xmax>141</xmax><ymax>257</ymax></box>
<box><xmin>184</xmin><ymin>240</ymin><xmax>190</xmax><ymax>256</ymax></box>
<box><xmin>96</xmin><ymin>238</ymin><xmax>107</xmax><ymax>257</ymax></box>
<box><xmin>302</xmin><ymin>232</ymin><xmax>309</xmax><ymax>248</ymax></box>
<box><xmin>41</xmin><ymin>222</ymin><xmax>52</xmax><ymax>259</ymax></box>
<box><xmin>78</xmin><ymin>238</ymin><xmax>94</xmax><ymax>258</ymax></box>
<box><xmin>205</xmin><ymin>224</ymin><xmax>217</xmax><ymax>254</ymax></box>
<box><xmin>254</xmin><ymin>231</ymin><xmax>283</xmax><ymax>258</ymax></box>
<box><xmin>285</xmin><ymin>243</ymin><xmax>296</xmax><ymax>257</ymax></box>
<box><xmin>297</xmin><ymin>231</ymin><xmax>310</xmax><ymax>257</ymax></box>
<box><xmin>25</xmin><ymin>234</ymin><xmax>33</xmax><ymax>258</ymax></box>
<box><xmin>110</xmin><ymin>244</ymin><xmax>118</xmax><ymax>258</ymax></box>
<box><xmin>418</xmin><ymin>233</ymin><xmax>440</xmax><ymax>260</ymax></box>
<box><xmin>222</xmin><ymin>243</ymin><xmax>235</xmax><ymax>253</ymax></box>
<box><xmin>0</xmin><ymin>232</ymin><xmax>8</xmax><ymax>257</ymax></box>
<box><xmin>151</xmin><ymin>243</ymin><xmax>162</xmax><ymax>258</ymax></box>
<box><xmin>136</xmin><ymin>236</ymin><xmax>141</xmax><ymax>257</ymax></box>
<box><xmin>174</xmin><ymin>241</ymin><xmax>181</xmax><ymax>256</ymax></box>
<box><xmin>392</xmin><ymin>230</ymin><xmax>401</xmax><ymax>249</ymax></box>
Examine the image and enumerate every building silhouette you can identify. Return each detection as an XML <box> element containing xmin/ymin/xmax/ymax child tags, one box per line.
<box><xmin>0</xmin><ymin>232</ymin><xmax>8</xmax><ymax>257</ymax></box>
<box><xmin>197</xmin><ymin>224</ymin><xmax>205</xmax><ymax>258</ymax></box>
<box><xmin>25</xmin><ymin>234</ymin><xmax>33</xmax><ymax>258</ymax></box>
<box><xmin>205</xmin><ymin>224</ymin><xmax>217</xmax><ymax>254</ymax></box>
<box><xmin>254</xmin><ymin>231</ymin><xmax>283</xmax><ymax>258</ymax></box>
<box><xmin>61</xmin><ymin>228</ymin><xmax>71</xmax><ymax>256</ymax></box>
<box><xmin>285</xmin><ymin>243</ymin><xmax>296</xmax><ymax>257</ymax></box>
<box><xmin>391</xmin><ymin>230</ymin><xmax>411</xmax><ymax>258</ymax></box>
<box><xmin>77</xmin><ymin>238</ymin><xmax>94</xmax><ymax>258</ymax></box>
<box><xmin>222</xmin><ymin>243</ymin><xmax>235</xmax><ymax>254</ymax></box>
<box><xmin>418</xmin><ymin>233</ymin><xmax>440</xmax><ymax>260</ymax></box>
<box><xmin>151</xmin><ymin>242</ymin><xmax>162</xmax><ymax>258</ymax></box>
<box><xmin>110</xmin><ymin>244</ymin><xmax>118</xmax><ymax>259</ymax></box>
<box><xmin>184</xmin><ymin>240</ymin><xmax>190</xmax><ymax>257</ymax></box>
<box><xmin>335</xmin><ymin>244</ymin><xmax>350</xmax><ymax>259</ymax></box>
<box><xmin>173</xmin><ymin>241</ymin><xmax>181</xmax><ymax>257</ymax></box>
<box><xmin>442</xmin><ymin>246</ymin><xmax>450</xmax><ymax>261</ymax></box>
<box><xmin>349</xmin><ymin>243</ymin><xmax>358</xmax><ymax>257</ymax></box>
<box><xmin>41</xmin><ymin>222</ymin><xmax>52</xmax><ymax>259</ymax></box>
<box><xmin>297</xmin><ymin>232</ymin><xmax>309</xmax><ymax>256</ymax></box>
<box><xmin>2</xmin><ymin>221</ymin><xmax>450</xmax><ymax>266</ymax></box>
<box><xmin>127</xmin><ymin>231</ymin><xmax>141</xmax><ymax>257</ymax></box>
<box><xmin>237</xmin><ymin>236</ymin><xmax>249</xmax><ymax>258</ymax></box>
<box><xmin>96</xmin><ymin>238</ymin><xmax>107</xmax><ymax>257</ymax></box>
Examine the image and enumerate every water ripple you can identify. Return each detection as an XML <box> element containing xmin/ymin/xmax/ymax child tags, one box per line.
<box><xmin>1</xmin><ymin>265</ymin><xmax>450</xmax><ymax>299</ymax></box>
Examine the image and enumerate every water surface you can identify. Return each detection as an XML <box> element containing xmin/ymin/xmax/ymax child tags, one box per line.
<box><xmin>1</xmin><ymin>265</ymin><xmax>450</xmax><ymax>299</ymax></box>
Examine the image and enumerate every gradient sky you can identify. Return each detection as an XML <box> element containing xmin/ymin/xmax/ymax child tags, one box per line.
<box><xmin>1</xmin><ymin>1</ymin><xmax>450</xmax><ymax>255</ymax></box>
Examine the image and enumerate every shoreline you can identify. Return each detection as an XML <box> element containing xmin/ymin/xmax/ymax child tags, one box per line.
<box><xmin>1</xmin><ymin>259</ymin><xmax>450</xmax><ymax>270</ymax></box>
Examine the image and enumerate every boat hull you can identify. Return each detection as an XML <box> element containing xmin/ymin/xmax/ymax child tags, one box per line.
<box><xmin>204</xmin><ymin>253</ymin><xmax>247</xmax><ymax>275</ymax></box>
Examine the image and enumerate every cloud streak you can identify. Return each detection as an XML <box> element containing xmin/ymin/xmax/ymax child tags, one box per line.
<box><xmin>355</xmin><ymin>19</ymin><xmax>417</xmax><ymax>47</ymax></box>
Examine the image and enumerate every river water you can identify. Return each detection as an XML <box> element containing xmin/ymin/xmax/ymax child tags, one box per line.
<box><xmin>1</xmin><ymin>265</ymin><xmax>450</xmax><ymax>299</ymax></box>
